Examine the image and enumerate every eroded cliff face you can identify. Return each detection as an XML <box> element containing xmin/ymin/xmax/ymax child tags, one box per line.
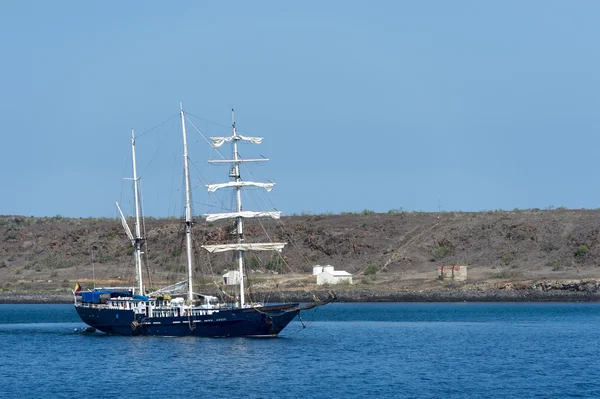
<box><xmin>0</xmin><ymin>209</ymin><xmax>599</xmax><ymax>294</ymax></box>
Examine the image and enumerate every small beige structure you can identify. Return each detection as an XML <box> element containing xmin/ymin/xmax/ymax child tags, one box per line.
<box><xmin>316</xmin><ymin>267</ymin><xmax>352</xmax><ymax>285</ymax></box>
<box><xmin>437</xmin><ymin>265</ymin><xmax>467</xmax><ymax>281</ymax></box>
<box><xmin>223</xmin><ymin>270</ymin><xmax>242</xmax><ymax>285</ymax></box>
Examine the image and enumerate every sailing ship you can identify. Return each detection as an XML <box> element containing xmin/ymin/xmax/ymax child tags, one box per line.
<box><xmin>74</xmin><ymin>105</ymin><xmax>335</xmax><ymax>337</ymax></box>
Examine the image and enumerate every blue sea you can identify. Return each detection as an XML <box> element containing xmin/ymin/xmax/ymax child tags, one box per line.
<box><xmin>1</xmin><ymin>303</ymin><xmax>600</xmax><ymax>398</ymax></box>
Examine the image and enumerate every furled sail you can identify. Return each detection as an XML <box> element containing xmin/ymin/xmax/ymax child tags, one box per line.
<box><xmin>206</xmin><ymin>181</ymin><xmax>275</xmax><ymax>193</ymax></box>
<box><xmin>202</xmin><ymin>243</ymin><xmax>287</xmax><ymax>253</ymax></box>
<box><xmin>211</xmin><ymin>135</ymin><xmax>263</xmax><ymax>148</ymax></box>
<box><xmin>204</xmin><ymin>211</ymin><xmax>281</xmax><ymax>222</ymax></box>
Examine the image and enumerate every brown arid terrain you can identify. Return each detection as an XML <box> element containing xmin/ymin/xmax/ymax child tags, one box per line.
<box><xmin>1</xmin><ymin>208</ymin><xmax>600</xmax><ymax>303</ymax></box>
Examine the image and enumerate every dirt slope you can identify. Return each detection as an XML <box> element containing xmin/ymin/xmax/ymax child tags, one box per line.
<box><xmin>0</xmin><ymin>209</ymin><xmax>599</xmax><ymax>297</ymax></box>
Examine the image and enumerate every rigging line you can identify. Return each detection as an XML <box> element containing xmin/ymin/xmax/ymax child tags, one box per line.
<box><xmin>118</xmin><ymin>149</ymin><xmax>131</xmax><ymax>212</ymax></box>
<box><xmin>250</xmin><ymin>209</ymin><xmax>295</xmax><ymax>302</ymax></box>
<box><xmin>274</xmin><ymin>215</ymin><xmax>315</xmax><ymax>279</ymax></box>
<box><xmin>140</xmin><ymin>119</ymin><xmax>178</xmax><ymax>177</ymax></box>
<box><xmin>135</xmin><ymin>112</ymin><xmax>180</xmax><ymax>139</ymax></box>
<box><xmin>229</xmin><ymin>166</ymin><xmax>299</xmax><ymax>300</ymax></box>
<box><xmin>139</xmin><ymin>179</ymin><xmax>153</xmax><ymax>291</ymax></box>
<box><xmin>194</xmin><ymin>179</ymin><xmax>225</xmax><ymax>214</ymax></box>
<box><xmin>189</xmin><ymin>158</ymin><xmax>211</xmax><ymax>187</ymax></box>
<box><xmin>184</xmin><ymin>115</ymin><xmax>227</xmax><ymax>160</ymax></box>
<box><xmin>239</xmin><ymin>162</ymin><xmax>316</xmax><ymax>277</ymax></box>
<box><xmin>115</xmin><ymin>181</ymin><xmax>136</xmax><ymax>288</ymax></box>
<box><xmin>200</xmin><ymin>205</ymin><xmax>229</xmax><ymax>298</ymax></box>
<box><xmin>280</xmin><ymin>307</ymin><xmax>320</xmax><ymax>337</ymax></box>
<box><xmin>185</xmin><ymin>111</ymin><xmax>230</xmax><ymax>129</ymax></box>
<box><xmin>241</xmin><ymin>202</ymin><xmax>314</xmax><ymax>301</ymax></box>
<box><xmin>168</xmin><ymin>146</ymin><xmax>178</xmax><ymax>219</ymax></box>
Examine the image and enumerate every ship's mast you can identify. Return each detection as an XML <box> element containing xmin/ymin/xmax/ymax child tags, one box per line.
<box><xmin>131</xmin><ymin>129</ymin><xmax>144</xmax><ymax>295</ymax></box>
<box><xmin>231</xmin><ymin>109</ymin><xmax>246</xmax><ymax>307</ymax></box>
<box><xmin>180</xmin><ymin>103</ymin><xmax>194</xmax><ymax>303</ymax></box>
<box><xmin>202</xmin><ymin>110</ymin><xmax>286</xmax><ymax>309</ymax></box>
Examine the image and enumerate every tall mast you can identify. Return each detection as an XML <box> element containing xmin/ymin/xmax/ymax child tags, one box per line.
<box><xmin>202</xmin><ymin>109</ymin><xmax>285</xmax><ymax>308</ymax></box>
<box><xmin>231</xmin><ymin>109</ymin><xmax>246</xmax><ymax>307</ymax></box>
<box><xmin>180</xmin><ymin>103</ymin><xmax>194</xmax><ymax>303</ymax></box>
<box><xmin>131</xmin><ymin>129</ymin><xmax>144</xmax><ymax>295</ymax></box>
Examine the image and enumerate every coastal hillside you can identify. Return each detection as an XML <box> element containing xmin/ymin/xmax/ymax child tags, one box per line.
<box><xmin>1</xmin><ymin>209</ymin><xmax>599</xmax><ymax>298</ymax></box>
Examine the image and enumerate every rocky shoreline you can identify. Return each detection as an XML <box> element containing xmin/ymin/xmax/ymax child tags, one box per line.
<box><xmin>3</xmin><ymin>279</ymin><xmax>600</xmax><ymax>304</ymax></box>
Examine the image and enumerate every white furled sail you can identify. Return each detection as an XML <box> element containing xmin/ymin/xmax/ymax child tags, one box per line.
<box><xmin>206</xmin><ymin>181</ymin><xmax>275</xmax><ymax>193</ymax></box>
<box><xmin>211</xmin><ymin>135</ymin><xmax>263</xmax><ymax>148</ymax></box>
<box><xmin>204</xmin><ymin>211</ymin><xmax>281</xmax><ymax>222</ymax></box>
<box><xmin>202</xmin><ymin>243</ymin><xmax>287</xmax><ymax>253</ymax></box>
<box><xmin>115</xmin><ymin>202</ymin><xmax>134</xmax><ymax>243</ymax></box>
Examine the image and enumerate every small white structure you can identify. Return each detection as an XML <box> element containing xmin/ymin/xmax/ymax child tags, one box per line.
<box><xmin>437</xmin><ymin>265</ymin><xmax>468</xmax><ymax>281</ymax></box>
<box><xmin>312</xmin><ymin>265</ymin><xmax>324</xmax><ymax>276</ymax></box>
<box><xmin>315</xmin><ymin>265</ymin><xmax>352</xmax><ymax>285</ymax></box>
<box><xmin>223</xmin><ymin>270</ymin><xmax>242</xmax><ymax>285</ymax></box>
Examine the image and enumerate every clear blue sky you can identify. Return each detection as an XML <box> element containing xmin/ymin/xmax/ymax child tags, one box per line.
<box><xmin>1</xmin><ymin>1</ymin><xmax>599</xmax><ymax>218</ymax></box>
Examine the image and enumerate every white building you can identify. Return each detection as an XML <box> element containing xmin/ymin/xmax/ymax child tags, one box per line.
<box><xmin>315</xmin><ymin>266</ymin><xmax>352</xmax><ymax>285</ymax></box>
<box><xmin>223</xmin><ymin>270</ymin><xmax>242</xmax><ymax>285</ymax></box>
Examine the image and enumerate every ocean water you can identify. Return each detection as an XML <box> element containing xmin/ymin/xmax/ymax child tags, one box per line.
<box><xmin>1</xmin><ymin>303</ymin><xmax>600</xmax><ymax>398</ymax></box>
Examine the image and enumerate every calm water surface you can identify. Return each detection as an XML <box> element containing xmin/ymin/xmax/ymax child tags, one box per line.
<box><xmin>1</xmin><ymin>303</ymin><xmax>599</xmax><ymax>398</ymax></box>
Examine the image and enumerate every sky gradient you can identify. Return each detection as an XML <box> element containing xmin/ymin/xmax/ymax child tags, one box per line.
<box><xmin>1</xmin><ymin>1</ymin><xmax>599</xmax><ymax>218</ymax></box>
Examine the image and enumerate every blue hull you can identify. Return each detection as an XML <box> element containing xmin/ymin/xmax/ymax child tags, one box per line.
<box><xmin>75</xmin><ymin>304</ymin><xmax>300</xmax><ymax>337</ymax></box>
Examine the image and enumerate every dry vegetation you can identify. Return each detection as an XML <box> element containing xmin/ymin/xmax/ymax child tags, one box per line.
<box><xmin>1</xmin><ymin>209</ymin><xmax>599</xmax><ymax>297</ymax></box>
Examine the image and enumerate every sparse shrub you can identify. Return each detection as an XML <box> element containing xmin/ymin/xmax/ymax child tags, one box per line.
<box><xmin>501</xmin><ymin>252</ymin><xmax>514</xmax><ymax>266</ymax></box>
<box><xmin>541</xmin><ymin>242</ymin><xmax>560</xmax><ymax>252</ymax></box>
<box><xmin>97</xmin><ymin>254</ymin><xmax>113</xmax><ymax>264</ymax></box>
<box><xmin>40</xmin><ymin>253</ymin><xmax>67</xmax><ymax>269</ymax></box>
<box><xmin>574</xmin><ymin>244</ymin><xmax>589</xmax><ymax>258</ymax></box>
<box><xmin>514</xmin><ymin>231</ymin><xmax>527</xmax><ymax>241</ymax></box>
<box><xmin>361</xmin><ymin>209</ymin><xmax>375</xmax><ymax>216</ymax></box>
<box><xmin>266</xmin><ymin>255</ymin><xmax>284</xmax><ymax>273</ymax></box>
<box><xmin>246</xmin><ymin>256</ymin><xmax>260</xmax><ymax>270</ymax></box>
<box><xmin>431</xmin><ymin>245</ymin><xmax>455</xmax><ymax>261</ymax></box>
<box><xmin>388</xmin><ymin>208</ymin><xmax>405</xmax><ymax>215</ymax></box>
<box><xmin>495</xmin><ymin>269</ymin><xmax>522</xmax><ymax>279</ymax></box>
<box><xmin>170</xmin><ymin>247</ymin><xmax>182</xmax><ymax>258</ymax></box>
<box><xmin>546</xmin><ymin>259</ymin><xmax>563</xmax><ymax>271</ymax></box>
<box><xmin>4</xmin><ymin>230</ymin><xmax>18</xmax><ymax>241</ymax></box>
<box><xmin>365</xmin><ymin>264</ymin><xmax>378</xmax><ymax>276</ymax></box>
